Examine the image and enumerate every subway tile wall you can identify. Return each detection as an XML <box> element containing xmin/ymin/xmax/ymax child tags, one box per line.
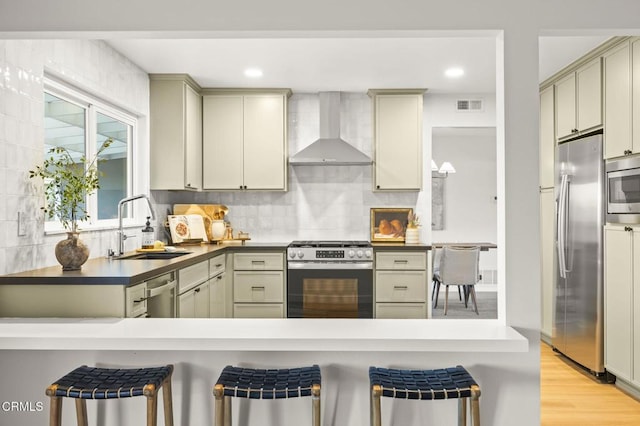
<box><xmin>153</xmin><ymin>92</ymin><xmax>419</xmax><ymax>242</ymax></box>
<box><xmin>0</xmin><ymin>39</ymin><xmax>149</xmax><ymax>275</ymax></box>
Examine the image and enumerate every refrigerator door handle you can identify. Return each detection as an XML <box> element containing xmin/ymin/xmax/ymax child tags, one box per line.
<box><xmin>557</xmin><ymin>174</ymin><xmax>569</xmax><ymax>278</ymax></box>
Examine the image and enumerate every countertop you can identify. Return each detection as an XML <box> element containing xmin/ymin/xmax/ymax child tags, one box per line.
<box><xmin>0</xmin><ymin>242</ymin><xmax>289</xmax><ymax>286</ymax></box>
<box><xmin>0</xmin><ymin>318</ymin><xmax>528</xmax><ymax>353</ymax></box>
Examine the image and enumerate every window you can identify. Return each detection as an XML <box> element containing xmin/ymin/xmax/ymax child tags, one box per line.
<box><xmin>43</xmin><ymin>76</ymin><xmax>136</xmax><ymax>232</ymax></box>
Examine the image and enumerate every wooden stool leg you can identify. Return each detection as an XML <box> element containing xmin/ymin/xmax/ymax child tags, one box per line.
<box><xmin>146</xmin><ymin>394</ymin><xmax>158</xmax><ymax>426</ymax></box>
<box><xmin>370</xmin><ymin>384</ymin><xmax>382</xmax><ymax>426</ymax></box>
<box><xmin>48</xmin><ymin>396</ymin><xmax>62</xmax><ymax>426</ymax></box>
<box><xmin>213</xmin><ymin>384</ymin><xmax>225</xmax><ymax>426</ymax></box>
<box><xmin>224</xmin><ymin>396</ymin><xmax>232</xmax><ymax>426</ymax></box>
<box><xmin>311</xmin><ymin>383</ymin><xmax>321</xmax><ymax>426</ymax></box>
<box><xmin>162</xmin><ymin>376</ymin><xmax>174</xmax><ymax>426</ymax></box>
<box><xmin>470</xmin><ymin>385</ymin><xmax>481</xmax><ymax>426</ymax></box>
<box><xmin>75</xmin><ymin>399</ymin><xmax>88</xmax><ymax>426</ymax></box>
<box><xmin>458</xmin><ymin>398</ymin><xmax>467</xmax><ymax>426</ymax></box>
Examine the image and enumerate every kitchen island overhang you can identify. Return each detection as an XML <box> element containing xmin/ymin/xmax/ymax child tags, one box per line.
<box><xmin>0</xmin><ymin>318</ymin><xmax>528</xmax><ymax>352</ymax></box>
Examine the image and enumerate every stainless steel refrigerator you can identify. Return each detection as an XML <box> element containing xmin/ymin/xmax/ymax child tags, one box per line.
<box><xmin>553</xmin><ymin>132</ymin><xmax>605</xmax><ymax>375</ymax></box>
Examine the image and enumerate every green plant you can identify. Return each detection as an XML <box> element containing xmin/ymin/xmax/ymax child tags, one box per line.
<box><xmin>407</xmin><ymin>212</ymin><xmax>420</xmax><ymax>229</ymax></box>
<box><xmin>29</xmin><ymin>138</ymin><xmax>113</xmax><ymax>232</ymax></box>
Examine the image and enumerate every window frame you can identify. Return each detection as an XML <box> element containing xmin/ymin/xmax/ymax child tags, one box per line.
<box><xmin>43</xmin><ymin>76</ymin><xmax>139</xmax><ymax>234</ymax></box>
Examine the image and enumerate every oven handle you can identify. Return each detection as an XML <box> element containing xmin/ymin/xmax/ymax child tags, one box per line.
<box><xmin>147</xmin><ymin>279</ymin><xmax>177</xmax><ymax>298</ymax></box>
<box><xmin>287</xmin><ymin>262</ymin><xmax>373</xmax><ymax>270</ymax></box>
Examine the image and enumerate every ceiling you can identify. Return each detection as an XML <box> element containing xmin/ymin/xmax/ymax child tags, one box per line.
<box><xmin>107</xmin><ymin>34</ymin><xmax>610</xmax><ymax>95</ymax></box>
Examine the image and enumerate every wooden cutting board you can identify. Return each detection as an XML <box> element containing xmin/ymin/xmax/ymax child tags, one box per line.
<box><xmin>172</xmin><ymin>204</ymin><xmax>229</xmax><ymax>242</ymax></box>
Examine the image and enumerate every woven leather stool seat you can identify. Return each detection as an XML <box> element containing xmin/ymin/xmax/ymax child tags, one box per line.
<box><xmin>370</xmin><ymin>365</ymin><xmax>481</xmax><ymax>426</ymax></box>
<box><xmin>46</xmin><ymin>364</ymin><xmax>174</xmax><ymax>426</ymax></box>
<box><xmin>213</xmin><ymin>365</ymin><xmax>321</xmax><ymax>426</ymax></box>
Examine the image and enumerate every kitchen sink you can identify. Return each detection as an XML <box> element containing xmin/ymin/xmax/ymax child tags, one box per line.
<box><xmin>116</xmin><ymin>251</ymin><xmax>191</xmax><ymax>260</ymax></box>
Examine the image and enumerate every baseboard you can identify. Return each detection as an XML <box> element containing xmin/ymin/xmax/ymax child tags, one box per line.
<box><xmin>615</xmin><ymin>377</ymin><xmax>640</xmax><ymax>401</ymax></box>
<box><xmin>540</xmin><ymin>332</ymin><xmax>552</xmax><ymax>345</ymax></box>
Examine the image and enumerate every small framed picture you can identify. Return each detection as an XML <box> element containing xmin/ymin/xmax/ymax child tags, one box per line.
<box><xmin>370</xmin><ymin>208</ymin><xmax>413</xmax><ymax>243</ymax></box>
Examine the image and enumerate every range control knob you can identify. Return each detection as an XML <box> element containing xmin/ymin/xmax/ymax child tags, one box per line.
<box><xmin>297</xmin><ymin>251</ymin><xmax>304</xmax><ymax>259</ymax></box>
<box><xmin>348</xmin><ymin>250</ymin><xmax>356</xmax><ymax>258</ymax></box>
<box><xmin>289</xmin><ymin>251</ymin><xmax>296</xmax><ymax>259</ymax></box>
<box><xmin>356</xmin><ymin>250</ymin><xmax>364</xmax><ymax>258</ymax></box>
<box><xmin>364</xmin><ymin>250</ymin><xmax>372</xmax><ymax>258</ymax></box>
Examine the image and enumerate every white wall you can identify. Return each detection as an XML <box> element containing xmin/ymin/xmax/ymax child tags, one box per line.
<box><xmin>0</xmin><ymin>39</ymin><xmax>149</xmax><ymax>275</ymax></box>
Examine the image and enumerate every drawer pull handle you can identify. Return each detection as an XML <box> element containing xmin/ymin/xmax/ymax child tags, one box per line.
<box><xmin>251</xmin><ymin>286</ymin><xmax>265</xmax><ymax>291</ymax></box>
<box><xmin>133</xmin><ymin>298</ymin><xmax>146</xmax><ymax>303</ymax></box>
<box><xmin>252</xmin><ymin>260</ymin><xmax>266</xmax><ymax>264</ymax></box>
<box><xmin>393</xmin><ymin>286</ymin><xmax>408</xmax><ymax>290</ymax></box>
<box><xmin>393</xmin><ymin>260</ymin><xmax>408</xmax><ymax>264</ymax></box>
<box><xmin>215</xmin><ymin>264</ymin><xmax>223</xmax><ymax>268</ymax></box>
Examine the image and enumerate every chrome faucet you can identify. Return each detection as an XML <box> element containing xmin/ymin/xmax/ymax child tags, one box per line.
<box><xmin>116</xmin><ymin>194</ymin><xmax>156</xmax><ymax>256</ymax></box>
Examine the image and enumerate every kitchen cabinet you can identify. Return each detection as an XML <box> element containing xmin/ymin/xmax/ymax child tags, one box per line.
<box><xmin>374</xmin><ymin>251</ymin><xmax>427</xmax><ymax>318</ymax></box>
<box><xmin>604</xmin><ymin>40</ymin><xmax>632</xmax><ymax>159</ymax></box>
<box><xmin>149</xmin><ymin>74</ymin><xmax>202</xmax><ymax>190</ymax></box>
<box><xmin>604</xmin><ymin>224</ymin><xmax>640</xmax><ymax>388</ymax></box>
<box><xmin>177</xmin><ymin>259</ymin><xmax>209</xmax><ymax>318</ymax></box>
<box><xmin>540</xmin><ymin>86</ymin><xmax>555</xmax><ymax>189</ymax></box>
<box><xmin>540</xmin><ymin>188</ymin><xmax>555</xmax><ymax>341</ymax></box>
<box><xmin>555</xmin><ymin>58</ymin><xmax>602</xmax><ymax>141</ymax></box>
<box><xmin>368</xmin><ymin>89</ymin><xmax>425</xmax><ymax>191</ymax></box>
<box><xmin>202</xmin><ymin>89</ymin><xmax>291</xmax><ymax>191</ymax></box>
<box><xmin>125</xmin><ymin>282</ymin><xmax>148</xmax><ymax>318</ymax></box>
<box><xmin>232</xmin><ymin>251</ymin><xmax>285</xmax><ymax>318</ymax></box>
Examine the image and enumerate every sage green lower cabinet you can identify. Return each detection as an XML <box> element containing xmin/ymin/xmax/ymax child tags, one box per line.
<box><xmin>232</xmin><ymin>251</ymin><xmax>285</xmax><ymax>318</ymax></box>
<box><xmin>374</xmin><ymin>251</ymin><xmax>428</xmax><ymax>319</ymax></box>
<box><xmin>177</xmin><ymin>259</ymin><xmax>210</xmax><ymax>318</ymax></box>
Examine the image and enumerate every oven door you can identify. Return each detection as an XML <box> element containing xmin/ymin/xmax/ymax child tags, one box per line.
<box><xmin>287</xmin><ymin>262</ymin><xmax>373</xmax><ymax>318</ymax></box>
<box><xmin>607</xmin><ymin>165</ymin><xmax>640</xmax><ymax>220</ymax></box>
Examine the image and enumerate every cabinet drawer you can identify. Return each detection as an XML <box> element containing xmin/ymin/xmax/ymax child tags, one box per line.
<box><xmin>376</xmin><ymin>303</ymin><xmax>426</xmax><ymax>319</ymax></box>
<box><xmin>234</xmin><ymin>271</ymin><xmax>284</xmax><ymax>302</ymax></box>
<box><xmin>376</xmin><ymin>252</ymin><xmax>427</xmax><ymax>270</ymax></box>
<box><xmin>125</xmin><ymin>282</ymin><xmax>148</xmax><ymax>318</ymax></box>
<box><xmin>210</xmin><ymin>253</ymin><xmax>226</xmax><ymax>278</ymax></box>
<box><xmin>376</xmin><ymin>270</ymin><xmax>427</xmax><ymax>302</ymax></box>
<box><xmin>178</xmin><ymin>260</ymin><xmax>209</xmax><ymax>293</ymax></box>
<box><xmin>234</xmin><ymin>252</ymin><xmax>284</xmax><ymax>270</ymax></box>
<box><xmin>233</xmin><ymin>303</ymin><xmax>284</xmax><ymax>318</ymax></box>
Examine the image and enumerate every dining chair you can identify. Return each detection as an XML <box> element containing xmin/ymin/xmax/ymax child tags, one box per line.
<box><xmin>438</xmin><ymin>246</ymin><xmax>481</xmax><ymax>315</ymax></box>
<box><xmin>431</xmin><ymin>247</ymin><xmax>463</xmax><ymax>309</ymax></box>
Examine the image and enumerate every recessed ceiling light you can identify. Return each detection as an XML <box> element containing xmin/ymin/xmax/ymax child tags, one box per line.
<box><xmin>244</xmin><ymin>68</ymin><xmax>263</xmax><ymax>78</ymax></box>
<box><xmin>445</xmin><ymin>67</ymin><xmax>464</xmax><ymax>78</ymax></box>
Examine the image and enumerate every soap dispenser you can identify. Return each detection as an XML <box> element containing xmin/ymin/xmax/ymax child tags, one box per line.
<box><xmin>141</xmin><ymin>217</ymin><xmax>155</xmax><ymax>249</ymax></box>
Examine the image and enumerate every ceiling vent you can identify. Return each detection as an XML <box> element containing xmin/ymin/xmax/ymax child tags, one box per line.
<box><xmin>456</xmin><ymin>99</ymin><xmax>484</xmax><ymax>112</ymax></box>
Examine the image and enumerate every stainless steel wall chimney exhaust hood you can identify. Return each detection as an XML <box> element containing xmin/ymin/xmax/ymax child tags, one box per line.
<box><xmin>289</xmin><ymin>92</ymin><xmax>372</xmax><ymax>165</ymax></box>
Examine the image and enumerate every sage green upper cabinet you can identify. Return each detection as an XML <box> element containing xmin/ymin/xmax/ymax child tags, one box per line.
<box><xmin>539</xmin><ymin>86</ymin><xmax>555</xmax><ymax>189</ymax></box>
<box><xmin>604</xmin><ymin>40</ymin><xmax>632</xmax><ymax>159</ymax></box>
<box><xmin>150</xmin><ymin>74</ymin><xmax>202</xmax><ymax>190</ymax></box>
<box><xmin>555</xmin><ymin>58</ymin><xmax>602</xmax><ymax>141</ymax></box>
<box><xmin>202</xmin><ymin>89</ymin><xmax>291</xmax><ymax>191</ymax></box>
<box><xmin>368</xmin><ymin>89</ymin><xmax>425</xmax><ymax>191</ymax></box>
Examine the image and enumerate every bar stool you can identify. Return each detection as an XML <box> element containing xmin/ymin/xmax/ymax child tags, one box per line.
<box><xmin>369</xmin><ymin>365</ymin><xmax>481</xmax><ymax>426</ymax></box>
<box><xmin>45</xmin><ymin>364</ymin><xmax>174</xmax><ymax>426</ymax></box>
<box><xmin>213</xmin><ymin>364</ymin><xmax>321</xmax><ymax>426</ymax></box>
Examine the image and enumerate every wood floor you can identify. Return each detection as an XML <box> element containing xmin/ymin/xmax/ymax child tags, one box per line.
<box><xmin>541</xmin><ymin>342</ymin><xmax>640</xmax><ymax>425</ymax></box>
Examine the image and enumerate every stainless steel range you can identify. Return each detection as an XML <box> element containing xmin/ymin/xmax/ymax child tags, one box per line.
<box><xmin>287</xmin><ymin>241</ymin><xmax>373</xmax><ymax>318</ymax></box>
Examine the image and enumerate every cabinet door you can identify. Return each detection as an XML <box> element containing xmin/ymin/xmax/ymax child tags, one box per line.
<box><xmin>184</xmin><ymin>84</ymin><xmax>202</xmax><ymax>190</ymax></box>
<box><xmin>243</xmin><ymin>95</ymin><xmax>286</xmax><ymax>190</ymax></box>
<box><xmin>202</xmin><ymin>95</ymin><xmax>245</xmax><ymax>189</ymax></box>
<box><xmin>194</xmin><ymin>282</ymin><xmax>209</xmax><ymax>318</ymax></box>
<box><xmin>540</xmin><ymin>188</ymin><xmax>555</xmax><ymax>339</ymax></box>
<box><xmin>576</xmin><ymin>58</ymin><xmax>602</xmax><ymax>132</ymax></box>
<box><xmin>178</xmin><ymin>289</ymin><xmax>196</xmax><ymax>318</ymax></box>
<box><xmin>209</xmin><ymin>273</ymin><xmax>226</xmax><ymax>318</ymax></box>
<box><xmin>374</xmin><ymin>94</ymin><xmax>423</xmax><ymax>190</ymax></box>
<box><xmin>539</xmin><ymin>87</ymin><xmax>555</xmax><ymax>189</ymax></box>
<box><xmin>604</xmin><ymin>41</ymin><xmax>632</xmax><ymax>159</ymax></box>
<box><xmin>555</xmin><ymin>73</ymin><xmax>577</xmax><ymax>140</ymax></box>
<box><xmin>604</xmin><ymin>226</ymin><xmax>633</xmax><ymax>380</ymax></box>
<box><xmin>633</xmin><ymin>39</ymin><xmax>640</xmax><ymax>155</ymax></box>
<box><xmin>633</xmin><ymin>229</ymin><xmax>640</xmax><ymax>386</ymax></box>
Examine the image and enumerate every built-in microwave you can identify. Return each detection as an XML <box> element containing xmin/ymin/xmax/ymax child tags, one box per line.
<box><xmin>606</xmin><ymin>155</ymin><xmax>640</xmax><ymax>224</ymax></box>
